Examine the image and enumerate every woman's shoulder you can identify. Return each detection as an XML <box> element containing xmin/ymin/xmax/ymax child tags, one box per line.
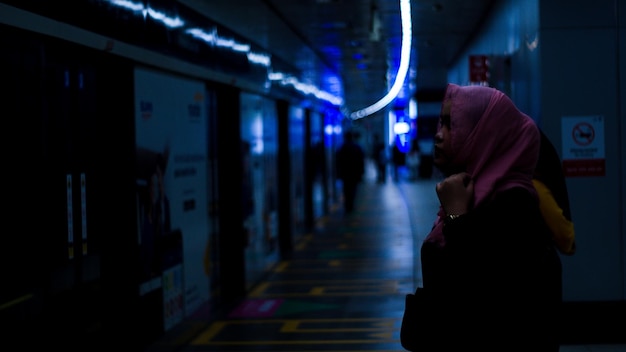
<box><xmin>481</xmin><ymin>186</ymin><xmax>543</xmax><ymax>224</ymax></box>
<box><xmin>491</xmin><ymin>185</ymin><xmax>538</xmax><ymax>205</ymax></box>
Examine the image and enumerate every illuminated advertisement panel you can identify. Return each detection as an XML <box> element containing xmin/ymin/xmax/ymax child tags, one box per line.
<box><xmin>134</xmin><ymin>67</ymin><xmax>210</xmax><ymax>329</ymax></box>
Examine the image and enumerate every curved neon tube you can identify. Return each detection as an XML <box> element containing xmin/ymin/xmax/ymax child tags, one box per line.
<box><xmin>349</xmin><ymin>0</ymin><xmax>411</xmax><ymax>120</ymax></box>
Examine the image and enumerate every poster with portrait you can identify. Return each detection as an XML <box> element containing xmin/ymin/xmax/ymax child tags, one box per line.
<box><xmin>134</xmin><ymin>67</ymin><xmax>209</xmax><ymax>326</ymax></box>
<box><xmin>240</xmin><ymin>92</ymin><xmax>279</xmax><ymax>288</ymax></box>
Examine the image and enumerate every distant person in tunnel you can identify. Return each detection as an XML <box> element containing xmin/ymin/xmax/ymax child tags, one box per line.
<box><xmin>401</xmin><ymin>83</ymin><xmax>562</xmax><ymax>351</ymax></box>
<box><xmin>390</xmin><ymin>141</ymin><xmax>405</xmax><ymax>182</ymax></box>
<box><xmin>371</xmin><ymin>133</ymin><xmax>387</xmax><ymax>183</ymax></box>
<box><xmin>335</xmin><ymin>130</ymin><xmax>365</xmax><ymax>214</ymax></box>
<box><xmin>405</xmin><ymin>138</ymin><xmax>421</xmax><ymax>181</ymax></box>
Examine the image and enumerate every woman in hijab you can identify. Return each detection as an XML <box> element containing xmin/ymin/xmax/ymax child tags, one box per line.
<box><xmin>401</xmin><ymin>84</ymin><xmax>562</xmax><ymax>351</ymax></box>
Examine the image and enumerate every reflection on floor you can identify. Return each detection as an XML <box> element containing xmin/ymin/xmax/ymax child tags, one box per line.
<box><xmin>151</xmin><ymin>175</ymin><xmax>626</xmax><ymax>352</ymax></box>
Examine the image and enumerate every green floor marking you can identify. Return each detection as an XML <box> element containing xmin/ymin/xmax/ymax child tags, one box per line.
<box><xmin>318</xmin><ymin>250</ymin><xmax>361</xmax><ymax>259</ymax></box>
<box><xmin>274</xmin><ymin>299</ymin><xmax>340</xmax><ymax>316</ymax></box>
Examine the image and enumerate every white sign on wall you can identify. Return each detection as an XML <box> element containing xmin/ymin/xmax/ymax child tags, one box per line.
<box><xmin>561</xmin><ymin>115</ymin><xmax>605</xmax><ymax>177</ymax></box>
<box><xmin>134</xmin><ymin>67</ymin><xmax>210</xmax><ymax>326</ymax></box>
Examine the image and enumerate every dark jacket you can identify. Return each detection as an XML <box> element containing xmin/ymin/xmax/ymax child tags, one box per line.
<box><xmin>407</xmin><ymin>187</ymin><xmax>562</xmax><ymax>351</ymax></box>
<box><xmin>335</xmin><ymin>141</ymin><xmax>365</xmax><ymax>183</ymax></box>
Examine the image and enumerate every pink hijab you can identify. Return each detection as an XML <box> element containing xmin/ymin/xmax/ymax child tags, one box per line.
<box><xmin>424</xmin><ymin>83</ymin><xmax>540</xmax><ymax>247</ymax></box>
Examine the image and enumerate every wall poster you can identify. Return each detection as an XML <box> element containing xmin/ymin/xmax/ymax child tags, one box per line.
<box><xmin>561</xmin><ymin>115</ymin><xmax>605</xmax><ymax>177</ymax></box>
<box><xmin>134</xmin><ymin>67</ymin><xmax>210</xmax><ymax>329</ymax></box>
<box><xmin>240</xmin><ymin>92</ymin><xmax>279</xmax><ymax>289</ymax></box>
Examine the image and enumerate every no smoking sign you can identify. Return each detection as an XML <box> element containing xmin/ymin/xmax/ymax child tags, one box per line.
<box><xmin>572</xmin><ymin>122</ymin><xmax>595</xmax><ymax>146</ymax></box>
<box><xmin>561</xmin><ymin>115</ymin><xmax>605</xmax><ymax>177</ymax></box>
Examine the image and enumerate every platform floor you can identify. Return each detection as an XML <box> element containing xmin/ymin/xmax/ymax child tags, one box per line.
<box><xmin>147</xmin><ymin>168</ymin><xmax>626</xmax><ymax>352</ymax></box>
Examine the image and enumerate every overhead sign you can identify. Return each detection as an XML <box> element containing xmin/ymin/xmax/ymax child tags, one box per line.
<box><xmin>561</xmin><ymin>115</ymin><xmax>605</xmax><ymax>177</ymax></box>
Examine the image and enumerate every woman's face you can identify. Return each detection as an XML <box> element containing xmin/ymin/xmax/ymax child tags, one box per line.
<box><xmin>433</xmin><ymin>100</ymin><xmax>456</xmax><ymax>175</ymax></box>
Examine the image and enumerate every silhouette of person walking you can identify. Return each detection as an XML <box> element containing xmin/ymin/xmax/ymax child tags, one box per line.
<box><xmin>371</xmin><ymin>133</ymin><xmax>387</xmax><ymax>183</ymax></box>
<box><xmin>335</xmin><ymin>130</ymin><xmax>365</xmax><ymax>214</ymax></box>
<box><xmin>391</xmin><ymin>142</ymin><xmax>405</xmax><ymax>182</ymax></box>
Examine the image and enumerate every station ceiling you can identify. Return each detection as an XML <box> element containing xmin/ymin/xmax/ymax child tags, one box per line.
<box><xmin>180</xmin><ymin>0</ymin><xmax>496</xmax><ymax>118</ymax></box>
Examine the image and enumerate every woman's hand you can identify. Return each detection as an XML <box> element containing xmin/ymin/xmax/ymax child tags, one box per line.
<box><xmin>436</xmin><ymin>172</ymin><xmax>474</xmax><ymax>215</ymax></box>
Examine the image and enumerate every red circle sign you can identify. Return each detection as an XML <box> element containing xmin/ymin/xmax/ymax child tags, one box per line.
<box><xmin>572</xmin><ymin>122</ymin><xmax>594</xmax><ymax>146</ymax></box>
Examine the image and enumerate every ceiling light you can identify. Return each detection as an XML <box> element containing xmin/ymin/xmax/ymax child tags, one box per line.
<box><xmin>349</xmin><ymin>0</ymin><xmax>411</xmax><ymax>120</ymax></box>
